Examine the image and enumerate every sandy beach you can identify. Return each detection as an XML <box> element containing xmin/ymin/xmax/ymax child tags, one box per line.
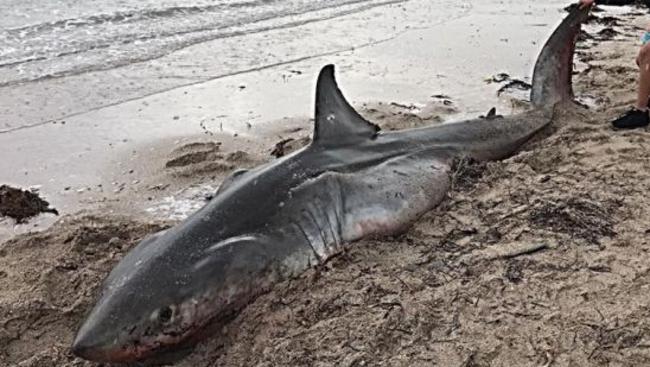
<box><xmin>2</xmin><ymin>0</ymin><xmax>650</xmax><ymax>366</ymax></box>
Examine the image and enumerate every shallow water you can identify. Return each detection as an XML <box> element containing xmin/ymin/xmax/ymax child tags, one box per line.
<box><xmin>0</xmin><ymin>0</ymin><xmax>407</xmax><ymax>87</ymax></box>
<box><xmin>1</xmin><ymin>0</ymin><xmax>471</xmax><ymax>133</ymax></box>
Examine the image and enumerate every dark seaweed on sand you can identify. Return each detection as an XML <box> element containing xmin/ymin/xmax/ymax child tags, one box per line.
<box><xmin>0</xmin><ymin>185</ymin><xmax>58</xmax><ymax>223</ymax></box>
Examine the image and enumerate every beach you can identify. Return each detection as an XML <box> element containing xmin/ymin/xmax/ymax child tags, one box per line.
<box><xmin>2</xmin><ymin>0</ymin><xmax>650</xmax><ymax>366</ymax></box>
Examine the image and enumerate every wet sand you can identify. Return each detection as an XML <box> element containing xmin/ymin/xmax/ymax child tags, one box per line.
<box><xmin>3</xmin><ymin>2</ymin><xmax>650</xmax><ymax>367</ymax></box>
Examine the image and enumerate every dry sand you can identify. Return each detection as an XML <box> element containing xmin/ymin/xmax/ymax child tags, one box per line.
<box><xmin>3</xmin><ymin>6</ymin><xmax>650</xmax><ymax>367</ymax></box>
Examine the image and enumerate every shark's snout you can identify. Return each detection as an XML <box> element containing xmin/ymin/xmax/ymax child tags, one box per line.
<box><xmin>72</xmin><ymin>317</ymin><xmax>197</xmax><ymax>364</ymax></box>
<box><xmin>72</xmin><ymin>328</ymin><xmax>150</xmax><ymax>363</ymax></box>
<box><xmin>71</xmin><ymin>325</ymin><xmax>119</xmax><ymax>362</ymax></box>
<box><xmin>71</xmin><ymin>307</ymin><xmax>142</xmax><ymax>363</ymax></box>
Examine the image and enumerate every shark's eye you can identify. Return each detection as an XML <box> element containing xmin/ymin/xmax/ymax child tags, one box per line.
<box><xmin>158</xmin><ymin>306</ymin><xmax>173</xmax><ymax>323</ymax></box>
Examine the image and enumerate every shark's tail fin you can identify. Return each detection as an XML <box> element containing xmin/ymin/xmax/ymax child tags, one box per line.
<box><xmin>530</xmin><ymin>5</ymin><xmax>590</xmax><ymax>109</ymax></box>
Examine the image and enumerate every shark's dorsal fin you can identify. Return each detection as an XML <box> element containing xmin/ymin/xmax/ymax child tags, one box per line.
<box><xmin>312</xmin><ymin>65</ymin><xmax>379</xmax><ymax>147</ymax></box>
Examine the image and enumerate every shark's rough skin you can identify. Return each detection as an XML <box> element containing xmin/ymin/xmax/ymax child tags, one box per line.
<box><xmin>72</xmin><ymin>6</ymin><xmax>589</xmax><ymax>365</ymax></box>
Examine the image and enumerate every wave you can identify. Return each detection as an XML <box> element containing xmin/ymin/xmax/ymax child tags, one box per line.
<box><xmin>0</xmin><ymin>0</ymin><xmax>401</xmax><ymax>86</ymax></box>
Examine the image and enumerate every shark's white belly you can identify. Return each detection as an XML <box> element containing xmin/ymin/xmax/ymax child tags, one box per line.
<box><xmin>339</xmin><ymin>154</ymin><xmax>450</xmax><ymax>241</ymax></box>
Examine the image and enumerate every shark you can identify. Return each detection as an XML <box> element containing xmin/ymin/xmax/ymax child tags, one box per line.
<box><xmin>72</xmin><ymin>5</ymin><xmax>589</xmax><ymax>365</ymax></box>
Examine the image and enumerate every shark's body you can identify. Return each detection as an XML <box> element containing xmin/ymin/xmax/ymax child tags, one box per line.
<box><xmin>73</xmin><ymin>6</ymin><xmax>589</xmax><ymax>365</ymax></box>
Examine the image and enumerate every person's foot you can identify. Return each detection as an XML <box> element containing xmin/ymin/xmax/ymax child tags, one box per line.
<box><xmin>612</xmin><ymin>108</ymin><xmax>650</xmax><ymax>129</ymax></box>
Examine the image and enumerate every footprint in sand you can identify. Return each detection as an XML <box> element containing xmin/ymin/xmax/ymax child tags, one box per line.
<box><xmin>165</xmin><ymin>141</ymin><xmax>253</xmax><ymax>178</ymax></box>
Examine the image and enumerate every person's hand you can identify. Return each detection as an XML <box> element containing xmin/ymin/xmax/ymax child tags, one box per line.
<box><xmin>578</xmin><ymin>0</ymin><xmax>595</xmax><ymax>9</ymax></box>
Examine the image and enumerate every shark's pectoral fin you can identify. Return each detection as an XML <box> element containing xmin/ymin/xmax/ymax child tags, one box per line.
<box><xmin>197</xmin><ymin>233</ymin><xmax>316</xmax><ymax>281</ymax></box>
<box><xmin>311</xmin><ymin>65</ymin><xmax>380</xmax><ymax>148</ymax></box>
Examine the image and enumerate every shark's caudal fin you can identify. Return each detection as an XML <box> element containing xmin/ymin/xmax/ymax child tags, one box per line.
<box><xmin>312</xmin><ymin>65</ymin><xmax>379</xmax><ymax>148</ymax></box>
<box><xmin>530</xmin><ymin>5</ymin><xmax>590</xmax><ymax>109</ymax></box>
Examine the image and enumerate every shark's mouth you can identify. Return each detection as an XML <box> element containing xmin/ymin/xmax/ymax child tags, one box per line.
<box><xmin>74</xmin><ymin>321</ymin><xmax>199</xmax><ymax>364</ymax></box>
<box><xmin>76</xmin><ymin>285</ymin><xmax>260</xmax><ymax>364</ymax></box>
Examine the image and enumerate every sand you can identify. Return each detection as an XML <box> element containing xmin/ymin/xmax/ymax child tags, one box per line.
<box><xmin>3</xmin><ymin>5</ymin><xmax>650</xmax><ymax>367</ymax></box>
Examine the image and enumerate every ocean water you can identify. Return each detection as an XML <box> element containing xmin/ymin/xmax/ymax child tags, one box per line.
<box><xmin>1</xmin><ymin>0</ymin><xmax>474</xmax><ymax>133</ymax></box>
<box><xmin>0</xmin><ymin>0</ymin><xmax>407</xmax><ymax>87</ymax></box>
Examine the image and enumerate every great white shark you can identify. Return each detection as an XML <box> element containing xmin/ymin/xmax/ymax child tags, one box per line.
<box><xmin>72</xmin><ymin>5</ymin><xmax>590</xmax><ymax>365</ymax></box>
